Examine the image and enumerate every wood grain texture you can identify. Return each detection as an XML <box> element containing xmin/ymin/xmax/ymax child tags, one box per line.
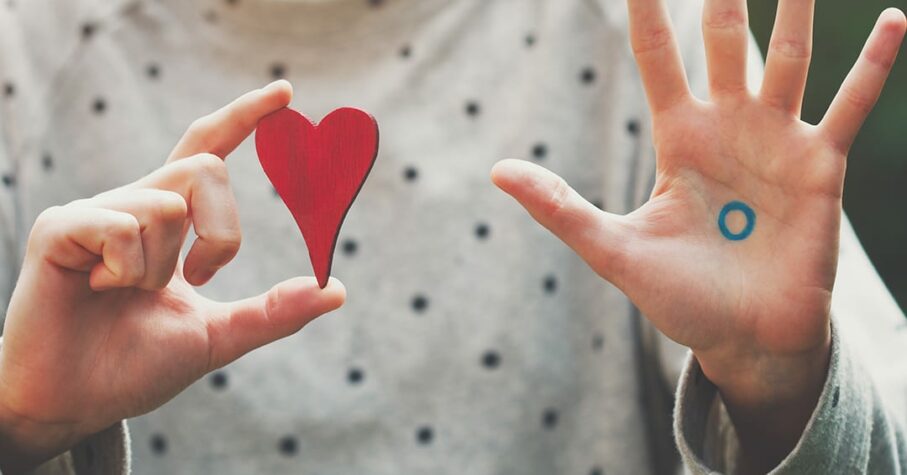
<box><xmin>255</xmin><ymin>107</ymin><xmax>379</xmax><ymax>289</ymax></box>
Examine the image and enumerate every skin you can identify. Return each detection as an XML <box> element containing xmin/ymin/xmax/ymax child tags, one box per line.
<box><xmin>492</xmin><ymin>1</ymin><xmax>906</xmax><ymax>472</ymax></box>
<box><xmin>0</xmin><ymin>80</ymin><xmax>347</xmax><ymax>473</ymax></box>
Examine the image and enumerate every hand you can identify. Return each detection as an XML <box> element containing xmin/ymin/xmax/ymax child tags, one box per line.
<box><xmin>0</xmin><ymin>80</ymin><xmax>346</xmax><ymax>473</ymax></box>
<box><xmin>493</xmin><ymin>0</ymin><xmax>905</xmax><ymax>470</ymax></box>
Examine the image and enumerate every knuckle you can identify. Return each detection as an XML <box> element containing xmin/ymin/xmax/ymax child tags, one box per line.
<box><xmin>187</xmin><ymin>116</ymin><xmax>216</xmax><ymax>140</ymax></box>
<box><xmin>107</xmin><ymin>215</ymin><xmax>144</xmax><ymax>282</ymax></box>
<box><xmin>192</xmin><ymin>153</ymin><xmax>229</xmax><ymax>182</ymax></box>
<box><xmin>108</xmin><ymin>213</ymin><xmax>142</xmax><ymax>244</ymax></box>
<box><xmin>543</xmin><ymin>177</ymin><xmax>572</xmax><ymax>221</ymax></box>
<box><xmin>769</xmin><ymin>38</ymin><xmax>812</xmax><ymax>60</ymax></box>
<box><xmin>223</xmin><ymin>106</ymin><xmax>251</xmax><ymax>132</ymax></box>
<box><xmin>29</xmin><ymin>206</ymin><xmax>66</xmax><ymax>244</ymax></box>
<box><xmin>152</xmin><ymin>190</ymin><xmax>189</xmax><ymax>224</ymax></box>
<box><xmin>265</xmin><ymin>284</ymin><xmax>281</xmax><ymax>326</ymax></box>
<box><xmin>864</xmin><ymin>48</ymin><xmax>895</xmax><ymax>70</ymax></box>
<box><xmin>632</xmin><ymin>26</ymin><xmax>673</xmax><ymax>55</ymax></box>
<box><xmin>704</xmin><ymin>9</ymin><xmax>747</xmax><ymax>31</ymax></box>
<box><xmin>841</xmin><ymin>86</ymin><xmax>875</xmax><ymax>115</ymax></box>
<box><xmin>184</xmin><ymin>117</ymin><xmax>219</xmax><ymax>153</ymax></box>
<box><xmin>205</xmin><ymin>231</ymin><xmax>242</xmax><ymax>262</ymax></box>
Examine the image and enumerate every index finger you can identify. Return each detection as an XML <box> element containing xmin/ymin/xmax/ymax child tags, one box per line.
<box><xmin>627</xmin><ymin>0</ymin><xmax>692</xmax><ymax>113</ymax></box>
<box><xmin>167</xmin><ymin>80</ymin><xmax>293</xmax><ymax>163</ymax></box>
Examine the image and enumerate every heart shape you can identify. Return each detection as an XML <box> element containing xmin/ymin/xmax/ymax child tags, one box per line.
<box><xmin>255</xmin><ymin>107</ymin><xmax>379</xmax><ymax>288</ymax></box>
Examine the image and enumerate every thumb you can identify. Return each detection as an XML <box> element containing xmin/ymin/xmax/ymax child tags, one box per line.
<box><xmin>491</xmin><ymin>159</ymin><xmax>631</xmax><ymax>282</ymax></box>
<box><xmin>205</xmin><ymin>276</ymin><xmax>346</xmax><ymax>370</ymax></box>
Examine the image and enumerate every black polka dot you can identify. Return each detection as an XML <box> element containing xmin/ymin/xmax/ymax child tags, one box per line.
<box><xmin>209</xmin><ymin>370</ymin><xmax>228</xmax><ymax>390</ymax></box>
<box><xmin>543</xmin><ymin>274</ymin><xmax>557</xmax><ymax>294</ymax></box>
<box><xmin>92</xmin><ymin>98</ymin><xmax>107</xmax><ymax>115</ymax></box>
<box><xmin>403</xmin><ymin>166</ymin><xmax>418</xmax><ymax>182</ymax></box>
<box><xmin>464</xmin><ymin>101</ymin><xmax>481</xmax><ymax>118</ymax></box>
<box><xmin>525</xmin><ymin>33</ymin><xmax>536</xmax><ymax>47</ymax></box>
<box><xmin>415</xmin><ymin>426</ymin><xmax>433</xmax><ymax>445</ymax></box>
<box><xmin>150</xmin><ymin>434</ymin><xmax>167</xmax><ymax>455</ymax></box>
<box><xmin>81</xmin><ymin>22</ymin><xmax>96</xmax><ymax>40</ymax></box>
<box><xmin>347</xmin><ymin>367</ymin><xmax>364</xmax><ymax>385</ymax></box>
<box><xmin>2</xmin><ymin>173</ymin><xmax>15</xmax><ymax>187</ymax></box>
<box><xmin>589</xmin><ymin>467</ymin><xmax>604</xmax><ymax>475</ymax></box>
<box><xmin>542</xmin><ymin>408</ymin><xmax>558</xmax><ymax>429</ymax></box>
<box><xmin>146</xmin><ymin>63</ymin><xmax>161</xmax><ymax>80</ymax></box>
<box><xmin>626</xmin><ymin>120</ymin><xmax>640</xmax><ymax>136</ymax></box>
<box><xmin>399</xmin><ymin>45</ymin><xmax>412</xmax><ymax>59</ymax></box>
<box><xmin>341</xmin><ymin>239</ymin><xmax>358</xmax><ymax>256</ymax></box>
<box><xmin>580</xmin><ymin>66</ymin><xmax>596</xmax><ymax>85</ymax></box>
<box><xmin>3</xmin><ymin>82</ymin><xmax>14</xmax><ymax>97</ymax></box>
<box><xmin>531</xmin><ymin>142</ymin><xmax>548</xmax><ymax>160</ymax></box>
<box><xmin>270</xmin><ymin>63</ymin><xmax>286</xmax><ymax>80</ymax></box>
<box><xmin>411</xmin><ymin>294</ymin><xmax>429</xmax><ymax>313</ymax></box>
<box><xmin>481</xmin><ymin>350</ymin><xmax>501</xmax><ymax>369</ymax></box>
<box><xmin>832</xmin><ymin>386</ymin><xmax>840</xmax><ymax>408</ymax></box>
<box><xmin>474</xmin><ymin>222</ymin><xmax>490</xmax><ymax>240</ymax></box>
<box><xmin>278</xmin><ymin>435</ymin><xmax>298</xmax><ymax>456</ymax></box>
<box><xmin>591</xmin><ymin>334</ymin><xmax>604</xmax><ymax>351</ymax></box>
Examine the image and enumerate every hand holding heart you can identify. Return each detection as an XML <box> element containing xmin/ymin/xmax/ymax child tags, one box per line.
<box><xmin>0</xmin><ymin>80</ymin><xmax>346</xmax><ymax>473</ymax></box>
<box><xmin>493</xmin><ymin>2</ymin><xmax>905</xmax><ymax>471</ymax></box>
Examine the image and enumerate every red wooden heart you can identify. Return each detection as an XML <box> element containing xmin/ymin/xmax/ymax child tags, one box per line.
<box><xmin>255</xmin><ymin>107</ymin><xmax>379</xmax><ymax>289</ymax></box>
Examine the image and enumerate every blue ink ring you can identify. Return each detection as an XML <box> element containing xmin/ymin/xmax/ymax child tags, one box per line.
<box><xmin>717</xmin><ymin>201</ymin><xmax>756</xmax><ymax>241</ymax></box>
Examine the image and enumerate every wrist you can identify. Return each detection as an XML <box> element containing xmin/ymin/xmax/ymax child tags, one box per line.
<box><xmin>695</xmin><ymin>332</ymin><xmax>831</xmax><ymax>409</ymax></box>
<box><xmin>692</xmin><ymin>329</ymin><xmax>832</xmax><ymax>471</ymax></box>
<box><xmin>0</xmin><ymin>394</ymin><xmax>84</xmax><ymax>473</ymax></box>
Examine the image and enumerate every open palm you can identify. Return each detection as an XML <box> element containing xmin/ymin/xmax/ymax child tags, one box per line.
<box><xmin>493</xmin><ymin>0</ymin><xmax>904</xmax><ymax>394</ymax></box>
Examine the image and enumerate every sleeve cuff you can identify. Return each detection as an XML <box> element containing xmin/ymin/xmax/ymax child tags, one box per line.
<box><xmin>29</xmin><ymin>421</ymin><xmax>130</xmax><ymax>475</ymax></box>
<box><xmin>674</xmin><ymin>321</ymin><xmax>875</xmax><ymax>474</ymax></box>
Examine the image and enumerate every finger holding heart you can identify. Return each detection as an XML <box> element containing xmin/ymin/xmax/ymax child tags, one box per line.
<box><xmin>168</xmin><ymin>80</ymin><xmax>294</xmax><ymax>162</ymax></box>
<box><xmin>125</xmin><ymin>153</ymin><xmax>242</xmax><ymax>286</ymax></box>
<box><xmin>104</xmin><ymin>79</ymin><xmax>297</xmax><ymax>287</ymax></box>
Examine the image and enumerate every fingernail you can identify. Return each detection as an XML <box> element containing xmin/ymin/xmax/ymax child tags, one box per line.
<box><xmin>264</xmin><ymin>79</ymin><xmax>288</xmax><ymax>91</ymax></box>
<box><xmin>324</xmin><ymin>277</ymin><xmax>346</xmax><ymax>294</ymax></box>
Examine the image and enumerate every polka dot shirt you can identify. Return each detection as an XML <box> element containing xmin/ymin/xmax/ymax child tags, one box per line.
<box><xmin>1</xmin><ymin>0</ymin><xmax>905</xmax><ymax>474</ymax></box>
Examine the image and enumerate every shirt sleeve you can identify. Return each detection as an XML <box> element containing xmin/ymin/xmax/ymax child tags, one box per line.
<box><xmin>674</xmin><ymin>315</ymin><xmax>907</xmax><ymax>474</ymax></box>
<box><xmin>28</xmin><ymin>422</ymin><xmax>131</xmax><ymax>475</ymax></box>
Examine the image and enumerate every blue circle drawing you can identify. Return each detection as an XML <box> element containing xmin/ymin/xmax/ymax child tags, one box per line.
<box><xmin>717</xmin><ymin>201</ymin><xmax>756</xmax><ymax>241</ymax></box>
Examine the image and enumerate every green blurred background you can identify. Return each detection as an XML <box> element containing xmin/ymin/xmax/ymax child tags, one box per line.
<box><xmin>749</xmin><ymin>1</ymin><xmax>907</xmax><ymax>311</ymax></box>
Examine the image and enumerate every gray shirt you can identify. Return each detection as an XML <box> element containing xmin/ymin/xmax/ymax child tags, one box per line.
<box><xmin>0</xmin><ymin>0</ymin><xmax>905</xmax><ymax>474</ymax></box>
